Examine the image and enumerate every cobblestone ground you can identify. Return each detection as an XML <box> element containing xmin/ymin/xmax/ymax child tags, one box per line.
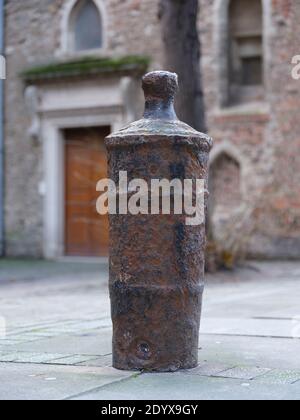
<box><xmin>0</xmin><ymin>259</ymin><xmax>300</xmax><ymax>400</ymax></box>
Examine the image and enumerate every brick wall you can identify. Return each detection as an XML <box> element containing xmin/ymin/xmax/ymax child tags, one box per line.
<box><xmin>199</xmin><ymin>0</ymin><xmax>300</xmax><ymax>258</ymax></box>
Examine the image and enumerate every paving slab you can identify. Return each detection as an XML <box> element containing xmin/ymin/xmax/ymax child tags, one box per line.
<box><xmin>201</xmin><ymin>317</ymin><xmax>299</xmax><ymax>338</ymax></box>
<box><xmin>214</xmin><ymin>366</ymin><xmax>272</xmax><ymax>380</ymax></box>
<box><xmin>4</xmin><ymin>330</ymin><xmax>112</xmax><ymax>356</ymax></box>
<box><xmin>184</xmin><ymin>362</ymin><xmax>233</xmax><ymax>377</ymax></box>
<box><xmin>255</xmin><ymin>369</ymin><xmax>300</xmax><ymax>385</ymax></box>
<box><xmin>198</xmin><ymin>334</ymin><xmax>300</xmax><ymax>370</ymax></box>
<box><xmin>77</xmin><ymin>355</ymin><xmax>112</xmax><ymax>368</ymax></box>
<box><xmin>49</xmin><ymin>355</ymin><xmax>100</xmax><ymax>365</ymax></box>
<box><xmin>0</xmin><ymin>363</ymin><xmax>135</xmax><ymax>400</ymax></box>
<box><xmin>9</xmin><ymin>352</ymin><xmax>72</xmax><ymax>364</ymax></box>
<box><xmin>0</xmin><ymin>353</ymin><xmax>21</xmax><ymax>362</ymax></box>
<box><xmin>0</xmin><ymin>352</ymin><xmax>70</xmax><ymax>363</ymax></box>
<box><xmin>70</xmin><ymin>372</ymin><xmax>300</xmax><ymax>401</ymax></box>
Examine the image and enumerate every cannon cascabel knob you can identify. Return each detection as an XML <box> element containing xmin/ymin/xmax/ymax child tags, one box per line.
<box><xmin>142</xmin><ymin>71</ymin><xmax>178</xmax><ymax>120</ymax></box>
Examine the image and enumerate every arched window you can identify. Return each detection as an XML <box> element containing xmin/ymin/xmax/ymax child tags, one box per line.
<box><xmin>228</xmin><ymin>0</ymin><xmax>264</xmax><ymax>104</ymax></box>
<box><xmin>69</xmin><ymin>0</ymin><xmax>103</xmax><ymax>52</ymax></box>
<box><xmin>209</xmin><ymin>153</ymin><xmax>242</xmax><ymax>218</ymax></box>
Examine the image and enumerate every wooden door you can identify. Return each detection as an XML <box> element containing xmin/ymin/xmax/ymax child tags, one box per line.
<box><xmin>64</xmin><ymin>126</ymin><xmax>110</xmax><ymax>257</ymax></box>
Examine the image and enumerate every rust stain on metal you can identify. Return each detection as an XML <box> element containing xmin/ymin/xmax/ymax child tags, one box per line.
<box><xmin>106</xmin><ymin>71</ymin><xmax>212</xmax><ymax>372</ymax></box>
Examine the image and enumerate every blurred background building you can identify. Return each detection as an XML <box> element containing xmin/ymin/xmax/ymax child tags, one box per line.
<box><xmin>0</xmin><ymin>0</ymin><xmax>299</xmax><ymax>260</ymax></box>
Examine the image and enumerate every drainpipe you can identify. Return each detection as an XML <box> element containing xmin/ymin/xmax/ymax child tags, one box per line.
<box><xmin>0</xmin><ymin>0</ymin><xmax>4</xmax><ymax>256</ymax></box>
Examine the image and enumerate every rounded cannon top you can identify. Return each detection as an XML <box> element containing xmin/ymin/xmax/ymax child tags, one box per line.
<box><xmin>106</xmin><ymin>70</ymin><xmax>213</xmax><ymax>153</ymax></box>
<box><xmin>142</xmin><ymin>71</ymin><xmax>178</xmax><ymax>103</ymax></box>
<box><xmin>141</xmin><ymin>71</ymin><xmax>179</xmax><ymax>121</ymax></box>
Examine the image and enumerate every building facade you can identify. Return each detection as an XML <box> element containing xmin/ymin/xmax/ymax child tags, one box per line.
<box><xmin>2</xmin><ymin>0</ymin><xmax>300</xmax><ymax>259</ymax></box>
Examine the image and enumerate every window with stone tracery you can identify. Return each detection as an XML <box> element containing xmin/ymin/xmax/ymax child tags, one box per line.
<box><xmin>68</xmin><ymin>0</ymin><xmax>103</xmax><ymax>52</ymax></box>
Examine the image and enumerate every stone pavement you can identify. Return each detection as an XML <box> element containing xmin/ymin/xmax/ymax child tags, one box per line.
<box><xmin>0</xmin><ymin>259</ymin><xmax>300</xmax><ymax>400</ymax></box>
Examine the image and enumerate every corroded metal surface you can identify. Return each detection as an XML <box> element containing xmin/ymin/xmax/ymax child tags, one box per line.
<box><xmin>106</xmin><ymin>71</ymin><xmax>212</xmax><ymax>372</ymax></box>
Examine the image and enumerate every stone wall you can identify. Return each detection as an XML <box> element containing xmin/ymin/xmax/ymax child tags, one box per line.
<box><xmin>4</xmin><ymin>0</ymin><xmax>300</xmax><ymax>258</ymax></box>
<box><xmin>4</xmin><ymin>0</ymin><xmax>64</xmax><ymax>256</ymax></box>
<box><xmin>199</xmin><ymin>0</ymin><xmax>300</xmax><ymax>258</ymax></box>
<box><xmin>249</xmin><ymin>0</ymin><xmax>300</xmax><ymax>258</ymax></box>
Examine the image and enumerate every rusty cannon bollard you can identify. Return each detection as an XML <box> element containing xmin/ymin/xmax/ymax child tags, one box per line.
<box><xmin>105</xmin><ymin>71</ymin><xmax>212</xmax><ymax>372</ymax></box>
